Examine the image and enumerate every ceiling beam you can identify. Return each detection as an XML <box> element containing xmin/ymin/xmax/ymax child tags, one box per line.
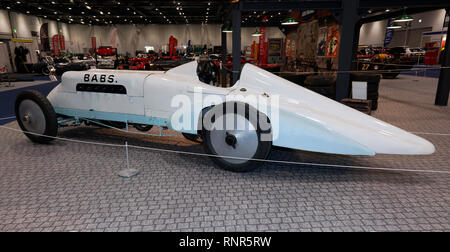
<box><xmin>241</xmin><ymin>1</ymin><xmax>342</xmax><ymax>11</ymax></box>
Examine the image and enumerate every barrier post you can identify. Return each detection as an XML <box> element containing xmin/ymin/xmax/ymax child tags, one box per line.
<box><xmin>118</xmin><ymin>141</ymin><xmax>140</xmax><ymax>178</ymax></box>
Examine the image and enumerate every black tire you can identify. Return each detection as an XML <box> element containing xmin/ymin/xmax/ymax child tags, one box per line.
<box><xmin>202</xmin><ymin>102</ymin><xmax>272</xmax><ymax>172</ymax></box>
<box><xmin>42</xmin><ymin>67</ymin><xmax>50</xmax><ymax>76</ymax></box>
<box><xmin>367</xmin><ymin>84</ymin><xmax>379</xmax><ymax>94</ymax></box>
<box><xmin>182</xmin><ymin>133</ymin><xmax>201</xmax><ymax>142</ymax></box>
<box><xmin>350</xmin><ymin>72</ymin><xmax>381</xmax><ymax>83</ymax></box>
<box><xmin>304</xmin><ymin>75</ymin><xmax>335</xmax><ymax>87</ymax></box>
<box><xmin>134</xmin><ymin>124</ymin><xmax>153</xmax><ymax>132</ymax></box>
<box><xmin>382</xmin><ymin>73</ymin><xmax>399</xmax><ymax>79</ymax></box>
<box><xmin>372</xmin><ymin>100</ymin><xmax>379</xmax><ymax>110</ymax></box>
<box><xmin>305</xmin><ymin>86</ymin><xmax>335</xmax><ymax>96</ymax></box>
<box><xmin>15</xmin><ymin>90</ymin><xmax>58</xmax><ymax>143</ymax></box>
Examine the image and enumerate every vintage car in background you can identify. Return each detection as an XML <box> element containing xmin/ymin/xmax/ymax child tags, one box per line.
<box><xmin>95</xmin><ymin>47</ymin><xmax>118</xmax><ymax>69</ymax></box>
<box><xmin>14</xmin><ymin>61</ymin><xmax>434</xmax><ymax>172</ymax></box>
<box><xmin>72</xmin><ymin>56</ymin><xmax>97</xmax><ymax>70</ymax></box>
<box><xmin>356</xmin><ymin>47</ymin><xmax>417</xmax><ymax>79</ymax></box>
<box><xmin>33</xmin><ymin>56</ymin><xmax>91</xmax><ymax>76</ymax></box>
<box><xmin>390</xmin><ymin>46</ymin><xmax>425</xmax><ymax>63</ymax></box>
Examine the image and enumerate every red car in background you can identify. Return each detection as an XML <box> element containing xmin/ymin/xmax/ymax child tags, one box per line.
<box><xmin>212</xmin><ymin>55</ymin><xmax>281</xmax><ymax>73</ymax></box>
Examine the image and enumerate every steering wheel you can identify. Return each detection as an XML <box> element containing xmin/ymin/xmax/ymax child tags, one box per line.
<box><xmin>197</xmin><ymin>60</ymin><xmax>219</xmax><ymax>85</ymax></box>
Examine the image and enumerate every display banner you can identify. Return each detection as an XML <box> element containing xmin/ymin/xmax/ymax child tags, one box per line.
<box><xmin>169</xmin><ymin>36</ymin><xmax>178</xmax><ymax>57</ymax></box>
<box><xmin>91</xmin><ymin>37</ymin><xmax>97</xmax><ymax>49</ymax></box>
<box><xmin>258</xmin><ymin>27</ymin><xmax>266</xmax><ymax>65</ymax></box>
<box><xmin>317</xmin><ymin>27</ymin><xmax>327</xmax><ymax>57</ymax></box>
<box><xmin>251</xmin><ymin>41</ymin><xmax>256</xmax><ymax>60</ymax></box>
<box><xmin>59</xmin><ymin>35</ymin><xmax>65</xmax><ymax>51</ymax></box>
<box><xmin>39</xmin><ymin>23</ymin><xmax>50</xmax><ymax>52</ymax></box>
<box><xmin>384</xmin><ymin>19</ymin><xmax>395</xmax><ymax>47</ymax></box>
<box><xmin>51</xmin><ymin>35</ymin><xmax>65</xmax><ymax>56</ymax></box>
<box><xmin>326</xmin><ymin>25</ymin><xmax>340</xmax><ymax>58</ymax></box>
<box><xmin>52</xmin><ymin>35</ymin><xmax>60</xmax><ymax>56</ymax></box>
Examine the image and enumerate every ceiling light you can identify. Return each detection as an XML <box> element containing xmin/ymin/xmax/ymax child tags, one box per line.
<box><xmin>222</xmin><ymin>27</ymin><xmax>232</xmax><ymax>33</ymax></box>
<box><xmin>252</xmin><ymin>29</ymin><xmax>262</xmax><ymax>37</ymax></box>
<box><xmin>395</xmin><ymin>14</ymin><xmax>414</xmax><ymax>22</ymax></box>
<box><xmin>388</xmin><ymin>23</ymin><xmax>402</xmax><ymax>29</ymax></box>
<box><xmin>281</xmin><ymin>17</ymin><xmax>299</xmax><ymax>25</ymax></box>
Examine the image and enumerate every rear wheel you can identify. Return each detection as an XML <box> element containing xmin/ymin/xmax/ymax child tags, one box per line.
<box><xmin>202</xmin><ymin>103</ymin><xmax>272</xmax><ymax>172</ymax></box>
<box><xmin>15</xmin><ymin>90</ymin><xmax>58</xmax><ymax>143</ymax></box>
<box><xmin>134</xmin><ymin>124</ymin><xmax>153</xmax><ymax>132</ymax></box>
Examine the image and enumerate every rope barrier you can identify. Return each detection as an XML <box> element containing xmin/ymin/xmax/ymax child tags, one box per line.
<box><xmin>2</xmin><ymin>117</ymin><xmax>449</xmax><ymax>137</ymax></box>
<box><xmin>273</xmin><ymin>66</ymin><xmax>449</xmax><ymax>75</ymax></box>
<box><xmin>218</xmin><ymin>63</ymin><xmax>448</xmax><ymax>76</ymax></box>
<box><xmin>0</xmin><ymin>124</ymin><xmax>449</xmax><ymax>175</ymax></box>
<box><xmin>0</xmin><ymin>116</ymin><xmax>17</xmax><ymax>121</ymax></box>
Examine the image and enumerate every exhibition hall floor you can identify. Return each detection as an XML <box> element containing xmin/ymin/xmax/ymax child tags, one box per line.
<box><xmin>0</xmin><ymin>75</ymin><xmax>449</xmax><ymax>232</ymax></box>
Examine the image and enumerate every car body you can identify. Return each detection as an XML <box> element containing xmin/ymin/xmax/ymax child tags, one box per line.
<box><xmin>389</xmin><ymin>46</ymin><xmax>425</xmax><ymax>63</ymax></box>
<box><xmin>96</xmin><ymin>47</ymin><xmax>118</xmax><ymax>69</ymax></box>
<box><xmin>357</xmin><ymin>49</ymin><xmax>416</xmax><ymax>79</ymax></box>
<box><xmin>33</xmin><ymin>56</ymin><xmax>90</xmax><ymax>76</ymax></box>
<box><xmin>15</xmin><ymin>61</ymin><xmax>435</xmax><ymax>172</ymax></box>
<box><xmin>72</xmin><ymin>56</ymin><xmax>97</xmax><ymax>69</ymax></box>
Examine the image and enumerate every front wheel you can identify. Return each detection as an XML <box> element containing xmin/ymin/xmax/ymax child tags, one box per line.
<box><xmin>15</xmin><ymin>90</ymin><xmax>58</xmax><ymax>143</ymax></box>
<box><xmin>202</xmin><ymin>103</ymin><xmax>272</xmax><ymax>172</ymax></box>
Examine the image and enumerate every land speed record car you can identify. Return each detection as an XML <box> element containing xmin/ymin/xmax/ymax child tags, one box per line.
<box><xmin>14</xmin><ymin>61</ymin><xmax>435</xmax><ymax>172</ymax></box>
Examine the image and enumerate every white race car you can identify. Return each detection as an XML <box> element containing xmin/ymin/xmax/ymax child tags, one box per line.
<box><xmin>14</xmin><ymin>61</ymin><xmax>435</xmax><ymax>172</ymax></box>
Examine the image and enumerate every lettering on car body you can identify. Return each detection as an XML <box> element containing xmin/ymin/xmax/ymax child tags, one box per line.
<box><xmin>84</xmin><ymin>74</ymin><xmax>115</xmax><ymax>83</ymax></box>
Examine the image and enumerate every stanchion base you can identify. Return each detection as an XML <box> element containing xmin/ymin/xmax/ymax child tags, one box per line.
<box><xmin>118</xmin><ymin>169</ymin><xmax>140</xmax><ymax>178</ymax></box>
